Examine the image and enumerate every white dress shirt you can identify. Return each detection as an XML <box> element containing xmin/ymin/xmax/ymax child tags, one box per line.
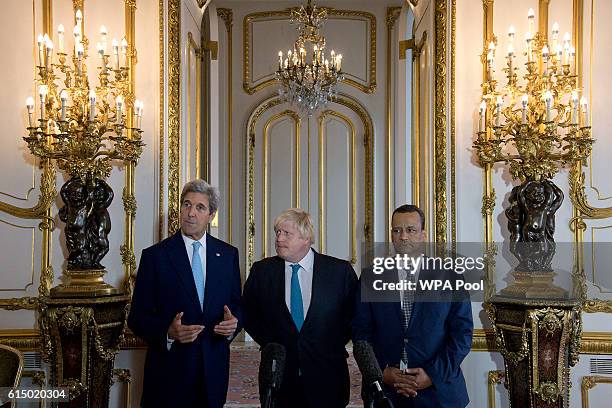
<box><xmin>284</xmin><ymin>248</ymin><xmax>314</xmax><ymax>317</ymax></box>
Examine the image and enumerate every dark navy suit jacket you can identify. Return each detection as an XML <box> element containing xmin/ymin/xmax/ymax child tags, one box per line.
<box><xmin>353</xmin><ymin>266</ymin><xmax>473</xmax><ymax>408</ymax></box>
<box><xmin>128</xmin><ymin>231</ymin><xmax>243</xmax><ymax>408</ymax></box>
<box><xmin>243</xmin><ymin>251</ymin><xmax>358</xmax><ymax>408</ymax></box>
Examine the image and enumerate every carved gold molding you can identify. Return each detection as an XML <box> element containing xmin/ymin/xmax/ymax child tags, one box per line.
<box><xmin>487</xmin><ymin>370</ymin><xmax>505</xmax><ymax>408</ymax></box>
<box><xmin>243</xmin><ymin>8</ymin><xmax>377</xmax><ymax>95</ymax></box>
<box><xmin>112</xmin><ymin>368</ymin><xmax>132</xmax><ymax>408</ymax></box>
<box><xmin>582</xmin><ymin>375</ymin><xmax>612</xmax><ymax>408</ymax></box>
<box><xmin>471</xmin><ymin>328</ymin><xmax>612</xmax><ymax>355</ymax></box>
<box><xmin>434</xmin><ymin>0</ymin><xmax>450</xmax><ymax>244</ymax></box>
<box><xmin>450</xmin><ymin>0</ymin><xmax>457</xmax><ymax>245</ymax></box>
<box><xmin>218</xmin><ymin>8</ymin><xmax>233</xmax><ymax>243</ymax></box>
<box><xmin>386</xmin><ymin>7</ymin><xmax>401</xmax><ymax>242</ymax></box>
<box><xmin>167</xmin><ymin>0</ymin><xmax>181</xmax><ymax>235</ymax></box>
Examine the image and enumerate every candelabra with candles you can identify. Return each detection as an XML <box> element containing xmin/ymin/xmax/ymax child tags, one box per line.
<box><xmin>23</xmin><ymin>9</ymin><xmax>144</xmax><ymax>297</ymax></box>
<box><xmin>474</xmin><ymin>9</ymin><xmax>593</xmax><ymax>183</ymax></box>
<box><xmin>275</xmin><ymin>0</ymin><xmax>344</xmax><ymax>115</ymax></box>
<box><xmin>478</xmin><ymin>10</ymin><xmax>585</xmax><ymax>408</ymax></box>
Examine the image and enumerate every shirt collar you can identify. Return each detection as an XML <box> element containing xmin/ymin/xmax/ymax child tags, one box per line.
<box><xmin>182</xmin><ymin>232</ymin><xmax>207</xmax><ymax>248</ymax></box>
<box><xmin>284</xmin><ymin>247</ymin><xmax>314</xmax><ymax>270</ymax></box>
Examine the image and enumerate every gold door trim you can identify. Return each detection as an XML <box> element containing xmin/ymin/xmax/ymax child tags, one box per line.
<box><xmin>262</xmin><ymin>110</ymin><xmax>301</xmax><ymax>258</ymax></box>
<box><xmin>317</xmin><ymin>111</ymin><xmax>357</xmax><ymax>264</ymax></box>
<box><xmin>581</xmin><ymin>375</ymin><xmax>612</xmax><ymax>408</ymax></box>
<box><xmin>243</xmin><ymin>8</ymin><xmax>376</xmax><ymax>95</ymax></box>
<box><xmin>164</xmin><ymin>0</ymin><xmax>182</xmax><ymax>235</ymax></box>
<box><xmin>386</xmin><ymin>7</ymin><xmax>401</xmax><ymax>242</ymax></box>
<box><xmin>217</xmin><ymin>8</ymin><xmax>233</xmax><ymax>242</ymax></box>
<box><xmin>246</xmin><ymin>94</ymin><xmax>373</xmax><ymax>272</ymax></box>
<box><xmin>487</xmin><ymin>370</ymin><xmax>505</xmax><ymax>408</ymax></box>
<box><xmin>187</xmin><ymin>31</ymin><xmax>202</xmax><ymax>182</ymax></box>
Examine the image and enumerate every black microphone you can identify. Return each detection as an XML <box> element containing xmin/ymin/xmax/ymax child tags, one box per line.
<box><xmin>354</xmin><ymin>340</ymin><xmax>395</xmax><ymax>408</ymax></box>
<box><xmin>259</xmin><ymin>343</ymin><xmax>286</xmax><ymax>408</ymax></box>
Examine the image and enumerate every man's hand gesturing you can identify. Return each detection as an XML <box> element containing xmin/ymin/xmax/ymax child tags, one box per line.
<box><xmin>214</xmin><ymin>305</ymin><xmax>238</xmax><ymax>337</ymax></box>
<box><xmin>168</xmin><ymin>312</ymin><xmax>204</xmax><ymax>343</ymax></box>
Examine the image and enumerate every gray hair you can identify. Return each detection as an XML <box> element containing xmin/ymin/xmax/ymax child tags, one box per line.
<box><xmin>181</xmin><ymin>180</ymin><xmax>220</xmax><ymax>214</ymax></box>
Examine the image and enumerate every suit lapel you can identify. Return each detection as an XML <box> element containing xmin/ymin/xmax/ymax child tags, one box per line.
<box><xmin>301</xmin><ymin>250</ymin><xmax>321</xmax><ymax>331</ymax></box>
<box><xmin>167</xmin><ymin>232</ymin><xmax>201</xmax><ymax>310</ymax></box>
<box><xmin>273</xmin><ymin>257</ymin><xmax>296</xmax><ymax>330</ymax></box>
<box><xmin>204</xmin><ymin>234</ymin><xmax>222</xmax><ymax>314</ymax></box>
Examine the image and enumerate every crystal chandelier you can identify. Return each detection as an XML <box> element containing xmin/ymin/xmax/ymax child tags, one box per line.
<box><xmin>473</xmin><ymin>8</ymin><xmax>593</xmax><ymax>182</ymax></box>
<box><xmin>276</xmin><ymin>0</ymin><xmax>344</xmax><ymax>115</ymax></box>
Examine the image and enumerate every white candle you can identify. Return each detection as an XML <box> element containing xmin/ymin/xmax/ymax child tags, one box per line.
<box><xmin>525</xmin><ymin>32</ymin><xmax>533</xmax><ymax>62</ymax></box>
<box><xmin>97</xmin><ymin>42</ymin><xmax>105</xmax><ymax>69</ymax></box>
<box><xmin>121</xmin><ymin>38</ymin><xmax>128</xmax><ymax>67</ymax></box>
<box><xmin>73</xmin><ymin>24</ymin><xmax>81</xmax><ymax>44</ymax></box>
<box><xmin>57</xmin><ymin>24</ymin><xmax>64</xmax><ymax>53</ymax></box>
<box><xmin>39</xmin><ymin>85</ymin><xmax>48</xmax><ymax>120</ymax></box>
<box><xmin>89</xmin><ymin>90</ymin><xmax>96</xmax><ymax>122</ymax></box>
<box><xmin>487</xmin><ymin>50</ymin><xmax>494</xmax><ymax>80</ymax></box>
<box><xmin>552</xmin><ymin>22</ymin><xmax>559</xmax><ymax>51</ymax></box>
<box><xmin>138</xmin><ymin>101</ymin><xmax>144</xmax><ymax>129</ymax></box>
<box><xmin>580</xmin><ymin>96</ymin><xmax>589</xmax><ymax>127</ymax></box>
<box><xmin>556</xmin><ymin>44</ymin><xmax>563</xmax><ymax>74</ymax></box>
<box><xmin>479</xmin><ymin>100</ymin><xmax>486</xmax><ymax>132</ymax></box>
<box><xmin>100</xmin><ymin>25</ymin><xmax>108</xmax><ymax>52</ymax></box>
<box><xmin>544</xmin><ymin>91</ymin><xmax>553</xmax><ymax>122</ymax></box>
<box><xmin>26</xmin><ymin>97</ymin><xmax>34</xmax><ymax>127</ymax></box>
<box><xmin>45</xmin><ymin>38</ymin><xmax>53</xmax><ymax>68</ymax></box>
<box><xmin>337</xmin><ymin>54</ymin><xmax>342</xmax><ymax>71</ymax></box>
<box><xmin>528</xmin><ymin>8</ymin><xmax>535</xmax><ymax>34</ymax></box>
<box><xmin>495</xmin><ymin>96</ymin><xmax>502</xmax><ymax>127</ymax></box>
<box><xmin>116</xmin><ymin>95</ymin><xmax>123</xmax><ymax>124</ymax></box>
<box><xmin>76</xmin><ymin>10</ymin><xmax>83</xmax><ymax>35</ymax></box>
<box><xmin>521</xmin><ymin>94</ymin><xmax>528</xmax><ymax>124</ymax></box>
<box><xmin>76</xmin><ymin>42</ymin><xmax>84</xmax><ymax>75</ymax></box>
<box><xmin>37</xmin><ymin>34</ymin><xmax>44</xmax><ymax>66</ymax></box>
<box><xmin>278</xmin><ymin>51</ymin><xmax>283</xmax><ymax>70</ymax></box>
<box><xmin>542</xmin><ymin>45</ymin><xmax>549</xmax><ymax>75</ymax></box>
<box><xmin>507</xmin><ymin>43</ymin><xmax>514</xmax><ymax>76</ymax></box>
<box><xmin>508</xmin><ymin>25</ymin><xmax>515</xmax><ymax>44</ymax></box>
<box><xmin>571</xmin><ymin>91</ymin><xmax>579</xmax><ymax>125</ymax></box>
<box><xmin>570</xmin><ymin>46</ymin><xmax>576</xmax><ymax>75</ymax></box>
<box><xmin>60</xmin><ymin>90</ymin><xmax>68</xmax><ymax>121</ymax></box>
<box><xmin>112</xmin><ymin>38</ymin><xmax>119</xmax><ymax>70</ymax></box>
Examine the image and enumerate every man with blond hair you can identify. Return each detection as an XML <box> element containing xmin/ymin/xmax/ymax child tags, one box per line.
<box><xmin>243</xmin><ymin>208</ymin><xmax>358</xmax><ymax>408</ymax></box>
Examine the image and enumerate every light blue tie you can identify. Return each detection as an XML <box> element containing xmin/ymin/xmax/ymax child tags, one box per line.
<box><xmin>192</xmin><ymin>241</ymin><xmax>204</xmax><ymax>310</ymax></box>
<box><xmin>290</xmin><ymin>263</ymin><xmax>304</xmax><ymax>331</ymax></box>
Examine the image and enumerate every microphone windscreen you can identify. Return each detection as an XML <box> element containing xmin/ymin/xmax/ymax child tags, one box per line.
<box><xmin>258</xmin><ymin>342</ymin><xmax>286</xmax><ymax>394</ymax></box>
<box><xmin>353</xmin><ymin>340</ymin><xmax>383</xmax><ymax>385</ymax></box>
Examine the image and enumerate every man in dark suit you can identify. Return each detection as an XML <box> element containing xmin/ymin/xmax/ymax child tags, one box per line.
<box><xmin>243</xmin><ymin>208</ymin><xmax>358</xmax><ymax>408</ymax></box>
<box><xmin>128</xmin><ymin>180</ymin><xmax>242</xmax><ymax>408</ymax></box>
<box><xmin>353</xmin><ymin>204</ymin><xmax>473</xmax><ymax>408</ymax></box>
